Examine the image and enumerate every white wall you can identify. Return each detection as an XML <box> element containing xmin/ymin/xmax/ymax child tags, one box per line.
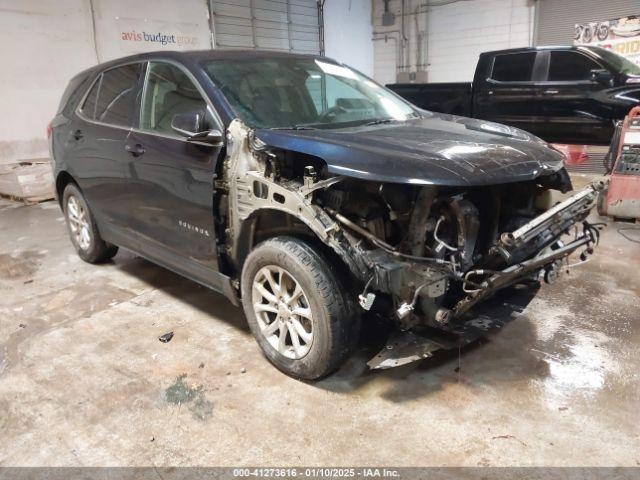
<box><xmin>0</xmin><ymin>0</ymin><xmax>97</xmax><ymax>165</ymax></box>
<box><xmin>0</xmin><ymin>0</ymin><xmax>210</xmax><ymax>166</ymax></box>
<box><xmin>372</xmin><ymin>0</ymin><xmax>535</xmax><ymax>85</ymax></box>
<box><xmin>323</xmin><ymin>0</ymin><xmax>374</xmax><ymax>76</ymax></box>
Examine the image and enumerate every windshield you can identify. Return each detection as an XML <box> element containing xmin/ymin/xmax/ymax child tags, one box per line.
<box><xmin>587</xmin><ymin>46</ymin><xmax>640</xmax><ymax>76</ymax></box>
<box><xmin>204</xmin><ymin>57</ymin><xmax>417</xmax><ymax>129</ymax></box>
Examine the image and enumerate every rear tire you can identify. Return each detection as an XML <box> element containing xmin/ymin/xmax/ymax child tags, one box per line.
<box><xmin>241</xmin><ymin>236</ymin><xmax>359</xmax><ymax>380</ymax></box>
<box><xmin>62</xmin><ymin>183</ymin><xmax>118</xmax><ymax>263</ymax></box>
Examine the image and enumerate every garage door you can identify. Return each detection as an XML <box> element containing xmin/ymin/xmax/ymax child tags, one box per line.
<box><xmin>210</xmin><ymin>0</ymin><xmax>321</xmax><ymax>54</ymax></box>
<box><xmin>535</xmin><ymin>0</ymin><xmax>638</xmax><ymax>45</ymax></box>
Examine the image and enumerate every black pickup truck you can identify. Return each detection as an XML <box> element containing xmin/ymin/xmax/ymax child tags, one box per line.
<box><xmin>388</xmin><ymin>46</ymin><xmax>640</xmax><ymax>145</ymax></box>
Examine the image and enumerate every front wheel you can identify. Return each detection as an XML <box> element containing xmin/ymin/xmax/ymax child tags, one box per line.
<box><xmin>241</xmin><ymin>236</ymin><xmax>359</xmax><ymax>380</ymax></box>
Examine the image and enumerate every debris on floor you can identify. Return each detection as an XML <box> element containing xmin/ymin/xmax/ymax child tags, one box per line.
<box><xmin>158</xmin><ymin>332</ymin><xmax>174</xmax><ymax>343</ymax></box>
<box><xmin>491</xmin><ymin>434</ymin><xmax>528</xmax><ymax>447</ymax></box>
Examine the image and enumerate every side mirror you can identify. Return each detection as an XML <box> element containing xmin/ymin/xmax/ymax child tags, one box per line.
<box><xmin>591</xmin><ymin>69</ymin><xmax>613</xmax><ymax>86</ymax></box>
<box><xmin>171</xmin><ymin>111</ymin><xmax>203</xmax><ymax>137</ymax></box>
<box><xmin>187</xmin><ymin>128</ymin><xmax>224</xmax><ymax>146</ymax></box>
<box><xmin>171</xmin><ymin>111</ymin><xmax>223</xmax><ymax>146</ymax></box>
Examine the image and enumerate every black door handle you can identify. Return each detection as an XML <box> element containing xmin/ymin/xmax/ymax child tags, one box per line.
<box><xmin>125</xmin><ymin>143</ymin><xmax>145</xmax><ymax>157</ymax></box>
<box><xmin>72</xmin><ymin>129</ymin><xmax>83</xmax><ymax>140</ymax></box>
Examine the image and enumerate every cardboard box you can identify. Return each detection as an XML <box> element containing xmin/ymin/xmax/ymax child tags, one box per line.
<box><xmin>0</xmin><ymin>159</ymin><xmax>55</xmax><ymax>203</ymax></box>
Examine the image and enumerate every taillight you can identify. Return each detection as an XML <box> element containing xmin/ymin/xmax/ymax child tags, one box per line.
<box><xmin>46</xmin><ymin>122</ymin><xmax>53</xmax><ymax>138</ymax></box>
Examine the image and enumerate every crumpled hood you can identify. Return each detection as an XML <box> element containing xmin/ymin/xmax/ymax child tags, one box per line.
<box><xmin>254</xmin><ymin>112</ymin><xmax>566</xmax><ymax>186</ymax></box>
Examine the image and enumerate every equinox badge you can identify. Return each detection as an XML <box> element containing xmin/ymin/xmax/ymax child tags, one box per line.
<box><xmin>178</xmin><ymin>220</ymin><xmax>210</xmax><ymax>237</ymax></box>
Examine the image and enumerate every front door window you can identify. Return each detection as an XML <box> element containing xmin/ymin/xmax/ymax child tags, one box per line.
<box><xmin>547</xmin><ymin>51</ymin><xmax>601</xmax><ymax>81</ymax></box>
<box><xmin>140</xmin><ymin>62</ymin><xmax>208</xmax><ymax>135</ymax></box>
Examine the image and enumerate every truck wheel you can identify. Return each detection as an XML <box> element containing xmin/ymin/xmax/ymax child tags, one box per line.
<box><xmin>241</xmin><ymin>236</ymin><xmax>358</xmax><ymax>380</ymax></box>
<box><xmin>62</xmin><ymin>183</ymin><xmax>118</xmax><ymax>263</ymax></box>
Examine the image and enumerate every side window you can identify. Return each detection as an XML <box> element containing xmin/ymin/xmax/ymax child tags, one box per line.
<box><xmin>80</xmin><ymin>76</ymin><xmax>101</xmax><ymax>120</ymax></box>
<box><xmin>490</xmin><ymin>52</ymin><xmax>537</xmax><ymax>82</ymax></box>
<box><xmin>548</xmin><ymin>51</ymin><xmax>601</xmax><ymax>81</ymax></box>
<box><xmin>140</xmin><ymin>62</ymin><xmax>207</xmax><ymax>135</ymax></box>
<box><xmin>79</xmin><ymin>64</ymin><xmax>140</xmax><ymax>126</ymax></box>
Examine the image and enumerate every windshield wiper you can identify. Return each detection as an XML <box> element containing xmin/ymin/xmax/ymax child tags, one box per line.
<box><xmin>363</xmin><ymin>118</ymin><xmax>400</xmax><ymax>126</ymax></box>
<box><xmin>363</xmin><ymin>114</ymin><xmax>422</xmax><ymax>126</ymax></box>
<box><xmin>270</xmin><ymin>125</ymin><xmax>317</xmax><ymax>131</ymax></box>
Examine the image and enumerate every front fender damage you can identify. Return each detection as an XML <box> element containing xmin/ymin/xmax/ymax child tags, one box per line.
<box><xmin>222</xmin><ymin>119</ymin><xmax>371</xmax><ymax>281</ymax></box>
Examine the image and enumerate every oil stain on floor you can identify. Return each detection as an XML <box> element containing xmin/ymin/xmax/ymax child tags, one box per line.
<box><xmin>164</xmin><ymin>373</ymin><xmax>213</xmax><ymax>421</ymax></box>
<box><xmin>0</xmin><ymin>251</ymin><xmax>45</xmax><ymax>280</ymax></box>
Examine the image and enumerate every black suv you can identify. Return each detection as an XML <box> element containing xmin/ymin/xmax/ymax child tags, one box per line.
<box><xmin>50</xmin><ymin>50</ymin><xmax>601</xmax><ymax>379</ymax></box>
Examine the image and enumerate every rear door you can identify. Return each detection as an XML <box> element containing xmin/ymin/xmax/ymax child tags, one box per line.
<box><xmin>474</xmin><ymin>51</ymin><xmax>545</xmax><ymax>136</ymax></box>
<box><xmin>125</xmin><ymin>61</ymin><xmax>224</xmax><ymax>275</ymax></box>
<box><xmin>69</xmin><ymin>63</ymin><xmax>143</xmax><ymax>235</ymax></box>
<box><xmin>536</xmin><ymin>49</ymin><xmax>613</xmax><ymax>144</ymax></box>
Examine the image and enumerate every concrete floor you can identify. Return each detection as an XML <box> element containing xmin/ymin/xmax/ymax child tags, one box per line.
<box><xmin>0</xmin><ymin>187</ymin><xmax>639</xmax><ymax>467</ymax></box>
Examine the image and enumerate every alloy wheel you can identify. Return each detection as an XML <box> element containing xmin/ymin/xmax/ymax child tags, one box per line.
<box><xmin>67</xmin><ymin>195</ymin><xmax>91</xmax><ymax>251</ymax></box>
<box><xmin>251</xmin><ymin>265</ymin><xmax>314</xmax><ymax>359</ymax></box>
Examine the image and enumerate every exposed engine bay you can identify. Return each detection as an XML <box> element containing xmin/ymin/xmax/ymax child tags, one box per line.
<box><xmin>217</xmin><ymin>120</ymin><xmax>603</xmax><ymax>369</ymax></box>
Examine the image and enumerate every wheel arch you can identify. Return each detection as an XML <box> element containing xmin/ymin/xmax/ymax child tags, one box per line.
<box><xmin>55</xmin><ymin>171</ymin><xmax>78</xmax><ymax>207</ymax></box>
<box><xmin>233</xmin><ymin>208</ymin><xmax>358</xmax><ymax>291</ymax></box>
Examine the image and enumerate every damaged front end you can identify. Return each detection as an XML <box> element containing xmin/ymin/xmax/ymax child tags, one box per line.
<box><xmin>218</xmin><ymin>119</ymin><xmax>604</xmax><ymax>370</ymax></box>
<box><xmin>320</xmin><ymin>177</ymin><xmax>603</xmax><ymax>369</ymax></box>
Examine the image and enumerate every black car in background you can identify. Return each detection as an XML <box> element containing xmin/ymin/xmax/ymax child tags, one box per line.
<box><xmin>388</xmin><ymin>46</ymin><xmax>640</xmax><ymax>145</ymax></box>
<box><xmin>49</xmin><ymin>50</ymin><xmax>601</xmax><ymax>379</ymax></box>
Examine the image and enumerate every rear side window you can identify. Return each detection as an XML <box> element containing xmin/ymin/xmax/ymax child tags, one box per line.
<box><xmin>80</xmin><ymin>63</ymin><xmax>141</xmax><ymax>126</ymax></box>
<box><xmin>490</xmin><ymin>52</ymin><xmax>537</xmax><ymax>82</ymax></box>
<box><xmin>81</xmin><ymin>76</ymin><xmax>100</xmax><ymax>120</ymax></box>
<box><xmin>547</xmin><ymin>51</ymin><xmax>600</xmax><ymax>81</ymax></box>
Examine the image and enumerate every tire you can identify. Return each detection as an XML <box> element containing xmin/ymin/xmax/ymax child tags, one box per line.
<box><xmin>241</xmin><ymin>236</ymin><xmax>359</xmax><ymax>380</ymax></box>
<box><xmin>62</xmin><ymin>183</ymin><xmax>118</xmax><ymax>263</ymax></box>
